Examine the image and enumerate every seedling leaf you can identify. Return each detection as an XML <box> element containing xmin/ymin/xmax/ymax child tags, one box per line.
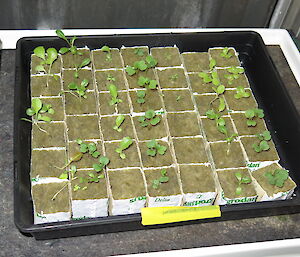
<box><xmin>34</xmin><ymin>46</ymin><xmax>46</xmax><ymax>60</ymax></box>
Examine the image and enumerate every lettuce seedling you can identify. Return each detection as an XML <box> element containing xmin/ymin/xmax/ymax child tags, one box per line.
<box><xmin>100</xmin><ymin>45</ymin><xmax>112</xmax><ymax>61</ymax></box>
<box><xmin>234</xmin><ymin>86</ymin><xmax>250</xmax><ymax>99</ymax></box>
<box><xmin>68</xmin><ymin>79</ymin><xmax>89</xmax><ymax>98</ymax></box>
<box><xmin>235</xmin><ymin>172</ymin><xmax>252</xmax><ymax>195</ymax></box>
<box><xmin>115</xmin><ymin>137</ymin><xmax>133</xmax><ymax>159</ymax></box>
<box><xmin>76</xmin><ymin>139</ymin><xmax>101</xmax><ymax>158</ymax></box>
<box><xmin>134</xmin><ymin>48</ymin><xmax>145</xmax><ymax>56</ymax></box>
<box><xmin>113</xmin><ymin>115</ymin><xmax>125</xmax><ymax>132</ymax></box>
<box><xmin>138</xmin><ymin>76</ymin><xmax>158</xmax><ymax>89</ymax></box>
<box><xmin>264</xmin><ymin>168</ymin><xmax>289</xmax><ymax>188</ymax></box>
<box><xmin>138</xmin><ymin>110</ymin><xmax>161</xmax><ymax>127</ymax></box>
<box><xmin>252</xmin><ymin>130</ymin><xmax>271</xmax><ymax>153</ymax></box>
<box><xmin>57</xmin><ymin>152</ymin><xmax>83</xmax><ymax>171</ymax></box>
<box><xmin>169</xmin><ymin>74</ymin><xmax>179</xmax><ymax>82</ymax></box>
<box><xmin>145</xmin><ymin>55</ymin><xmax>158</xmax><ymax>68</ymax></box>
<box><xmin>152</xmin><ymin>169</ymin><xmax>169</xmax><ymax>189</ymax></box>
<box><xmin>93</xmin><ymin>156</ymin><xmax>110</xmax><ymax>172</ymax></box>
<box><xmin>74</xmin><ymin>58</ymin><xmax>91</xmax><ymax>78</ymax></box>
<box><xmin>22</xmin><ymin>98</ymin><xmax>55</xmax><ymax>133</ymax></box>
<box><xmin>125</xmin><ymin>55</ymin><xmax>158</xmax><ymax>76</ymax></box>
<box><xmin>33</xmin><ymin>46</ymin><xmax>59</xmax><ymax>86</ymax></box>
<box><xmin>245</xmin><ymin>108</ymin><xmax>264</xmax><ymax>127</ymax></box>
<box><xmin>225</xmin><ymin>67</ymin><xmax>244</xmax><ymax>85</ymax></box>
<box><xmin>56</xmin><ymin>29</ymin><xmax>82</xmax><ymax>55</ymax></box>
<box><xmin>146</xmin><ymin>139</ymin><xmax>167</xmax><ymax>157</ymax></box>
<box><xmin>108</xmin><ymin>84</ymin><xmax>122</xmax><ymax>105</ymax></box>
<box><xmin>220</xmin><ymin>47</ymin><xmax>233</xmax><ymax>59</ymax></box>
<box><xmin>136</xmin><ymin>90</ymin><xmax>146</xmax><ymax>104</ymax></box>
<box><xmin>198</xmin><ymin>71</ymin><xmax>220</xmax><ymax>85</ymax></box>
<box><xmin>107</xmin><ymin>74</ymin><xmax>116</xmax><ymax>82</ymax></box>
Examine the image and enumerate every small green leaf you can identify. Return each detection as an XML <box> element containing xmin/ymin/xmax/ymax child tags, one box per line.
<box><xmin>56</xmin><ymin>30</ymin><xmax>67</xmax><ymax>40</ymax></box>
<box><xmin>101</xmin><ymin>46</ymin><xmax>111</xmax><ymax>52</ymax></box>
<box><xmin>76</xmin><ymin>139</ymin><xmax>83</xmax><ymax>144</ymax></box>
<box><xmin>81</xmin><ymin>79</ymin><xmax>89</xmax><ymax>88</ymax></box>
<box><xmin>26</xmin><ymin>108</ymin><xmax>35</xmax><ymax>116</ymax></box>
<box><xmin>79</xmin><ymin>58</ymin><xmax>91</xmax><ymax>68</ymax></box>
<box><xmin>92</xmin><ymin>151</ymin><xmax>100</xmax><ymax>158</ymax></box>
<box><xmin>247</xmin><ymin>120</ymin><xmax>257</xmax><ymax>127</ymax></box>
<box><xmin>209</xmin><ymin>58</ymin><xmax>216</xmax><ymax>70</ymax></box>
<box><xmin>145</xmin><ymin>110</ymin><xmax>155</xmax><ymax>119</ymax></box>
<box><xmin>145</xmin><ymin>55</ymin><xmax>158</xmax><ymax>68</ymax></box>
<box><xmin>125</xmin><ymin>66</ymin><xmax>136</xmax><ymax>76</ymax></box>
<box><xmin>147</xmin><ymin>149</ymin><xmax>157</xmax><ymax>157</ymax></box>
<box><xmin>99</xmin><ymin>156</ymin><xmax>110</xmax><ymax>165</ymax></box>
<box><xmin>59</xmin><ymin>47</ymin><xmax>70</xmax><ymax>54</ymax></box>
<box><xmin>120</xmin><ymin>153</ymin><xmax>126</xmax><ymax>159</ymax></box>
<box><xmin>134</xmin><ymin>60</ymin><xmax>147</xmax><ymax>71</ymax></box>
<box><xmin>88</xmin><ymin>143</ymin><xmax>97</xmax><ymax>153</ymax></box>
<box><xmin>241</xmin><ymin>176</ymin><xmax>252</xmax><ymax>184</ymax></box>
<box><xmin>260</xmin><ymin>140</ymin><xmax>270</xmax><ymax>151</ymax></box>
<box><xmin>93</xmin><ymin>163</ymin><xmax>102</xmax><ymax>172</ymax></box>
<box><xmin>256</xmin><ymin>109</ymin><xmax>264</xmax><ymax>118</ymax></box>
<box><xmin>137</xmin><ymin>90</ymin><xmax>146</xmax><ymax>98</ymax></box>
<box><xmin>253</xmin><ymin>143</ymin><xmax>261</xmax><ymax>153</ymax></box>
<box><xmin>35</xmin><ymin>65</ymin><xmax>46</xmax><ymax>73</ymax></box>
<box><xmin>147</xmin><ymin>140</ymin><xmax>157</xmax><ymax>148</ymax></box>
<box><xmin>80</xmin><ymin>143</ymin><xmax>88</xmax><ymax>153</ymax></box>
<box><xmin>157</xmin><ymin>145</ymin><xmax>167</xmax><ymax>155</ymax></box>
<box><xmin>236</xmin><ymin>186</ymin><xmax>242</xmax><ymax>195</ymax></box>
<box><xmin>218</xmin><ymin>98</ymin><xmax>226</xmax><ymax>112</ymax></box>
<box><xmin>59</xmin><ymin>173</ymin><xmax>68</xmax><ymax>179</ymax></box>
<box><xmin>32</xmin><ymin>98</ymin><xmax>42</xmax><ymax>113</ymax></box>
<box><xmin>138</xmin><ymin>76</ymin><xmax>149</xmax><ymax>86</ymax></box>
<box><xmin>216</xmin><ymin>85</ymin><xmax>225</xmax><ymax>95</ymax></box>
<box><xmin>159</xmin><ymin>176</ymin><xmax>169</xmax><ymax>183</ymax></box>
<box><xmin>34</xmin><ymin>46</ymin><xmax>46</xmax><ymax>60</ymax></box>
<box><xmin>68</xmin><ymin>82</ymin><xmax>77</xmax><ymax>90</ymax></box>
<box><xmin>46</xmin><ymin>48</ymin><xmax>58</xmax><ymax>65</ymax></box>
<box><xmin>262</xmin><ymin>131</ymin><xmax>271</xmax><ymax>141</ymax></box>
<box><xmin>148</xmin><ymin>80</ymin><xmax>157</xmax><ymax>89</ymax></box>
<box><xmin>40</xmin><ymin>115</ymin><xmax>52</xmax><ymax>122</ymax></box>
<box><xmin>134</xmin><ymin>48</ymin><xmax>145</xmax><ymax>56</ymax></box>
<box><xmin>150</xmin><ymin>116</ymin><xmax>161</xmax><ymax>126</ymax></box>
<box><xmin>152</xmin><ymin>179</ymin><xmax>160</xmax><ymax>189</ymax></box>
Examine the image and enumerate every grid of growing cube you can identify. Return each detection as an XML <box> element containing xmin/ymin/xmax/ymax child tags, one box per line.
<box><xmin>28</xmin><ymin>33</ymin><xmax>296</xmax><ymax>224</ymax></box>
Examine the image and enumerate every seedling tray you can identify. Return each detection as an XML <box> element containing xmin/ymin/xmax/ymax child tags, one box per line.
<box><xmin>14</xmin><ymin>31</ymin><xmax>300</xmax><ymax>239</ymax></box>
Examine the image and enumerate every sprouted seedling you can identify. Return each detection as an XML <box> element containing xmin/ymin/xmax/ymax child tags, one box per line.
<box><xmin>57</xmin><ymin>152</ymin><xmax>83</xmax><ymax>171</ymax></box>
<box><xmin>252</xmin><ymin>130</ymin><xmax>271</xmax><ymax>153</ymax></box>
<box><xmin>76</xmin><ymin>139</ymin><xmax>101</xmax><ymax>158</ymax></box>
<box><xmin>264</xmin><ymin>168</ymin><xmax>289</xmax><ymax>188</ymax></box>
<box><xmin>21</xmin><ymin>98</ymin><xmax>54</xmax><ymax>133</ymax></box>
<box><xmin>245</xmin><ymin>108</ymin><xmax>264</xmax><ymax>127</ymax></box>
<box><xmin>107</xmin><ymin>74</ymin><xmax>116</xmax><ymax>82</ymax></box>
<box><xmin>115</xmin><ymin>137</ymin><xmax>133</xmax><ymax>159</ymax></box>
<box><xmin>93</xmin><ymin>156</ymin><xmax>110</xmax><ymax>172</ymax></box>
<box><xmin>125</xmin><ymin>55</ymin><xmax>158</xmax><ymax>76</ymax></box>
<box><xmin>136</xmin><ymin>90</ymin><xmax>146</xmax><ymax>104</ymax></box>
<box><xmin>220</xmin><ymin>47</ymin><xmax>233</xmax><ymax>59</ymax></box>
<box><xmin>169</xmin><ymin>74</ymin><xmax>179</xmax><ymax>82</ymax></box>
<box><xmin>33</xmin><ymin>46</ymin><xmax>58</xmax><ymax>87</ymax></box>
<box><xmin>235</xmin><ymin>172</ymin><xmax>252</xmax><ymax>195</ymax></box>
<box><xmin>108</xmin><ymin>84</ymin><xmax>122</xmax><ymax>105</ymax></box>
<box><xmin>138</xmin><ymin>110</ymin><xmax>161</xmax><ymax>127</ymax></box>
<box><xmin>225</xmin><ymin>67</ymin><xmax>244</xmax><ymax>85</ymax></box>
<box><xmin>152</xmin><ymin>169</ymin><xmax>169</xmax><ymax>189</ymax></box>
<box><xmin>176</xmin><ymin>95</ymin><xmax>181</xmax><ymax>101</ymax></box>
<box><xmin>100</xmin><ymin>46</ymin><xmax>112</xmax><ymax>61</ymax></box>
<box><xmin>234</xmin><ymin>86</ymin><xmax>250</xmax><ymax>99</ymax></box>
<box><xmin>56</xmin><ymin>29</ymin><xmax>82</xmax><ymax>55</ymax></box>
<box><xmin>146</xmin><ymin>139</ymin><xmax>167</xmax><ymax>157</ymax></box>
<box><xmin>134</xmin><ymin>48</ymin><xmax>145</xmax><ymax>56</ymax></box>
<box><xmin>209</xmin><ymin>58</ymin><xmax>216</xmax><ymax>70</ymax></box>
<box><xmin>67</xmin><ymin>79</ymin><xmax>89</xmax><ymax>98</ymax></box>
<box><xmin>74</xmin><ymin>58</ymin><xmax>91</xmax><ymax>78</ymax></box>
<box><xmin>113</xmin><ymin>115</ymin><xmax>125</xmax><ymax>132</ymax></box>
<box><xmin>138</xmin><ymin>76</ymin><xmax>158</xmax><ymax>89</ymax></box>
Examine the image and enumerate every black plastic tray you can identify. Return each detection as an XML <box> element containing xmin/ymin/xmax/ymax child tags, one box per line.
<box><xmin>14</xmin><ymin>31</ymin><xmax>300</xmax><ymax>240</ymax></box>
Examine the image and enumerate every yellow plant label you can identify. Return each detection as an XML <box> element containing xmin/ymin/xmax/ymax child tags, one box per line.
<box><xmin>141</xmin><ymin>205</ymin><xmax>221</xmax><ymax>226</ymax></box>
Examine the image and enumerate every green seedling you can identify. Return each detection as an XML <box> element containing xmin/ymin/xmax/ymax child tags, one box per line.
<box><xmin>76</xmin><ymin>139</ymin><xmax>101</xmax><ymax>158</ymax></box>
<box><xmin>107</xmin><ymin>74</ymin><xmax>116</xmax><ymax>82</ymax></box>
<box><xmin>138</xmin><ymin>76</ymin><xmax>158</xmax><ymax>89</ymax></box>
<box><xmin>235</xmin><ymin>172</ymin><xmax>252</xmax><ymax>195</ymax></box>
<box><xmin>134</xmin><ymin>48</ymin><xmax>145</xmax><ymax>56</ymax></box>
<box><xmin>170</xmin><ymin>74</ymin><xmax>179</xmax><ymax>82</ymax></box>
<box><xmin>209</xmin><ymin>58</ymin><xmax>216</xmax><ymax>70</ymax></box>
<box><xmin>264</xmin><ymin>168</ymin><xmax>289</xmax><ymax>188</ymax></box>
<box><xmin>93</xmin><ymin>156</ymin><xmax>110</xmax><ymax>172</ymax></box>
<box><xmin>234</xmin><ymin>86</ymin><xmax>250</xmax><ymax>99</ymax></box>
<box><xmin>57</xmin><ymin>152</ymin><xmax>83</xmax><ymax>171</ymax></box>
<box><xmin>33</xmin><ymin>46</ymin><xmax>59</xmax><ymax>86</ymax></box>
<box><xmin>152</xmin><ymin>169</ymin><xmax>169</xmax><ymax>189</ymax></box>
<box><xmin>101</xmin><ymin>45</ymin><xmax>112</xmax><ymax>61</ymax></box>
<box><xmin>67</xmin><ymin>79</ymin><xmax>89</xmax><ymax>98</ymax></box>
<box><xmin>198</xmin><ymin>71</ymin><xmax>220</xmax><ymax>85</ymax></box>
<box><xmin>113</xmin><ymin>115</ymin><xmax>125</xmax><ymax>132</ymax></box>
<box><xmin>138</xmin><ymin>110</ymin><xmax>161</xmax><ymax>127</ymax></box>
<box><xmin>22</xmin><ymin>98</ymin><xmax>54</xmax><ymax>133</ymax></box>
<box><xmin>252</xmin><ymin>130</ymin><xmax>272</xmax><ymax>153</ymax></box>
<box><xmin>73</xmin><ymin>58</ymin><xmax>91</xmax><ymax>78</ymax></box>
<box><xmin>56</xmin><ymin>29</ymin><xmax>82</xmax><ymax>55</ymax></box>
<box><xmin>245</xmin><ymin>108</ymin><xmax>264</xmax><ymax>127</ymax></box>
<box><xmin>125</xmin><ymin>55</ymin><xmax>158</xmax><ymax>76</ymax></box>
<box><xmin>220</xmin><ymin>47</ymin><xmax>233</xmax><ymax>59</ymax></box>
<box><xmin>108</xmin><ymin>84</ymin><xmax>122</xmax><ymax>105</ymax></box>
<box><xmin>176</xmin><ymin>95</ymin><xmax>181</xmax><ymax>101</ymax></box>
<box><xmin>136</xmin><ymin>90</ymin><xmax>146</xmax><ymax>104</ymax></box>
<box><xmin>115</xmin><ymin>137</ymin><xmax>133</xmax><ymax>159</ymax></box>
<box><xmin>146</xmin><ymin>139</ymin><xmax>167</xmax><ymax>157</ymax></box>
<box><xmin>225</xmin><ymin>67</ymin><xmax>245</xmax><ymax>85</ymax></box>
